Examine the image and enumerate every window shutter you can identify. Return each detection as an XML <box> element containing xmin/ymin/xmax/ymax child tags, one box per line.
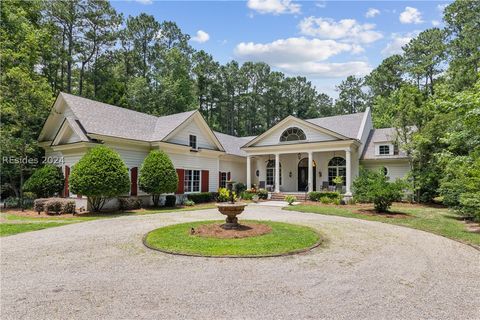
<box><xmin>64</xmin><ymin>165</ymin><xmax>70</xmax><ymax>198</ymax></box>
<box><xmin>219</xmin><ymin>171</ymin><xmax>222</xmax><ymax>186</ymax></box>
<box><xmin>227</xmin><ymin>172</ymin><xmax>231</xmax><ymax>181</ymax></box>
<box><xmin>130</xmin><ymin>167</ymin><xmax>138</xmax><ymax>196</ymax></box>
<box><xmin>201</xmin><ymin>170</ymin><xmax>209</xmax><ymax>192</ymax></box>
<box><xmin>176</xmin><ymin>169</ymin><xmax>184</xmax><ymax>194</ymax></box>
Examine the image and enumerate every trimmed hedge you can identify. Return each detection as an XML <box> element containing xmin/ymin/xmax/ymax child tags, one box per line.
<box><xmin>308</xmin><ymin>191</ymin><xmax>341</xmax><ymax>202</ymax></box>
<box><xmin>118</xmin><ymin>197</ymin><xmax>143</xmax><ymax>210</ymax></box>
<box><xmin>41</xmin><ymin>198</ymin><xmax>76</xmax><ymax>214</ymax></box>
<box><xmin>165</xmin><ymin>195</ymin><xmax>176</xmax><ymax>207</ymax></box>
<box><xmin>187</xmin><ymin>192</ymin><xmax>215</xmax><ymax>204</ymax></box>
<box><xmin>23</xmin><ymin>165</ymin><xmax>64</xmax><ymax>198</ymax></box>
<box><xmin>34</xmin><ymin>198</ymin><xmax>49</xmax><ymax>213</ymax></box>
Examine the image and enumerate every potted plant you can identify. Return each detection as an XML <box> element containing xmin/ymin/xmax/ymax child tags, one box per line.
<box><xmin>333</xmin><ymin>176</ymin><xmax>344</xmax><ymax>193</ymax></box>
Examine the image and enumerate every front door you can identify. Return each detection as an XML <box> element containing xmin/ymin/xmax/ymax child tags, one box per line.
<box><xmin>298</xmin><ymin>167</ymin><xmax>308</xmax><ymax>191</ymax></box>
<box><xmin>298</xmin><ymin>158</ymin><xmax>316</xmax><ymax>191</ymax></box>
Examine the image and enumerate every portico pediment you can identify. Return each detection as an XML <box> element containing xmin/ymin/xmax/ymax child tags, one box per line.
<box><xmin>243</xmin><ymin>116</ymin><xmax>348</xmax><ymax>148</ymax></box>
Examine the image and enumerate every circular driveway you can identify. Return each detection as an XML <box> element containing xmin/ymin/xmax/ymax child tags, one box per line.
<box><xmin>1</xmin><ymin>205</ymin><xmax>479</xmax><ymax>320</ymax></box>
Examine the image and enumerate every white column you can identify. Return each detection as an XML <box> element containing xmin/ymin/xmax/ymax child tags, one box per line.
<box><xmin>345</xmin><ymin>149</ymin><xmax>352</xmax><ymax>195</ymax></box>
<box><xmin>246</xmin><ymin>155</ymin><xmax>251</xmax><ymax>189</ymax></box>
<box><xmin>274</xmin><ymin>153</ymin><xmax>280</xmax><ymax>193</ymax></box>
<box><xmin>308</xmin><ymin>151</ymin><xmax>313</xmax><ymax>193</ymax></box>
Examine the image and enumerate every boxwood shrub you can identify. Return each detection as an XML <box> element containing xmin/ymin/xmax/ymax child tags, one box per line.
<box><xmin>165</xmin><ymin>195</ymin><xmax>177</xmax><ymax>207</ymax></box>
<box><xmin>187</xmin><ymin>192</ymin><xmax>215</xmax><ymax>204</ymax></box>
<box><xmin>118</xmin><ymin>197</ymin><xmax>143</xmax><ymax>210</ymax></box>
<box><xmin>308</xmin><ymin>191</ymin><xmax>340</xmax><ymax>202</ymax></box>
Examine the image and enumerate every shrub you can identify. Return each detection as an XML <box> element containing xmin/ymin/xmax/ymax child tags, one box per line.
<box><xmin>319</xmin><ymin>196</ymin><xmax>332</xmax><ymax>204</ymax></box>
<box><xmin>70</xmin><ymin>146</ymin><xmax>130</xmax><ymax>211</ymax></box>
<box><xmin>257</xmin><ymin>189</ymin><xmax>268</xmax><ymax>200</ymax></box>
<box><xmin>308</xmin><ymin>191</ymin><xmax>340</xmax><ymax>202</ymax></box>
<box><xmin>183</xmin><ymin>199</ymin><xmax>195</xmax><ymax>206</ymax></box>
<box><xmin>217</xmin><ymin>188</ymin><xmax>237</xmax><ymax>202</ymax></box>
<box><xmin>187</xmin><ymin>192</ymin><xmax>215</xmax><ymax>204</ymax></box>
<box><xmin>165</xmin><ymin>195</ymin><xmax>176</xmax><ymax>207</ymax></box>
<box><xmin>34</xmin><ymin>198</ymin><xmax>48</xmax><ymax>213</ymax></box>
<box><xmin>5</xmin><ymin>195</ymin><xmax>35</xmax><ymax>209</ymax></box>
<box><xmin>241</xmin><ymin>192</ymin><xmax>254</xmax><ymax>200</ymax></box>
<box><xmin>235</xmin><ymin>182</ymin><xmax>247</xmax><ymax>195</ymax></box>
<box><xmin>284</xmin><ymin>195</ymin><xmax>297</xmax><ymax>205</ymax></box>
<box><xmin>139</xmin><ymin>150</ymin><xmax>178</xmax><ymax>207</ymax></box>
<box><xmin>43</xmin><ymin>198</ymin><xmax>75</xmax><ymax>214</ymax></box>
<box><xmin>23</xmin><ymin>165</ymin><xmax>64</xmax><ymax>198</ymax></box>
<box><xmin>353</xmin><ymin>167</ymin><xmax>405</xmax><ymax>212</ymax></box>
<box><xmin>118</xmin><ymin>197</ymin><xmax>143</xmax><ymax>210</ymax></box>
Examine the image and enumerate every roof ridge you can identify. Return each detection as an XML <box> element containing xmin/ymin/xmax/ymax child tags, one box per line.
<box><xmin>305</xmin><ymin>111</ymin><xmax>365</xmax><ymax>122</ymax></box>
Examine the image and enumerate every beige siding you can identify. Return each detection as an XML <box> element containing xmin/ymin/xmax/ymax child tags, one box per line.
<box><xmin>219</xmin><ymin>158</ymin><xmax>246</xmax><ymax>185</ymax></box>
<box><xmin>168</xmin><ymin>152</ymin><xmax>219</xmax><ymax>192</ymax></box>
<box><xmin>166</xmin><ymin>119</ymin><xmax>217</xmax><ymax>150</ymax></box>
<box><xmin>361</xmin><ymin>161</ymin><xmax>410</xmax><ymax>181</ymax></box>
<box><xmin>253</xmin><ymin>121</ymin><xmax>337</xmax><ymax>147</ymax></box>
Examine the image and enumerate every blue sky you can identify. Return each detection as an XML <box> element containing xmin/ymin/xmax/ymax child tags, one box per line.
<box><xmin>111</xmin><ymin>0</ymin><xmax>451</xmax><ymax>97</ymax></box>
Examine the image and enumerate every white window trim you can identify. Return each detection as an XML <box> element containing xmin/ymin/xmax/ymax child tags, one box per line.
<box><xmin>184</xmin><ymin>169</ymin><xmax>201</xmax><ymax>194</ymax></box>
<box><xmin>375</xmin><ymin>143</ymin><xmax>394</xmax><ymax>156</ymax></box>
<box><xmin>189</xmin><ymin>134</ymin><xmax>197</xmax><ymax>149</ymax></box>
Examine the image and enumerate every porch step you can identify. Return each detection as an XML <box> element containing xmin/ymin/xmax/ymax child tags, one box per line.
<box><xmin>270</xmin><ymin>193</ymin><xmax>308</xmax><ymax>201</ymax></box>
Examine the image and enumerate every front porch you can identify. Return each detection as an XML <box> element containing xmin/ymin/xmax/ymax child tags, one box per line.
<box><xmin>244</xmin><ymin>144</ymin><xmax>360</xmax><ymax>196</ymax></box>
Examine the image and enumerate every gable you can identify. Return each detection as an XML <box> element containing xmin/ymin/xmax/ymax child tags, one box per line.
<box><xmin>248</xmin><ymin>117</ymin><xmax>342</xmax><ymax>147</ymax></box>
<box><xmin>51</xmin><ymin>117</ymin><xmax>89</xmax><ymax>146</ymax></box>
<box><xmin>164</xmin><ymin>113</ymin><xmax>224</xmax><ymax>151</ymax></box>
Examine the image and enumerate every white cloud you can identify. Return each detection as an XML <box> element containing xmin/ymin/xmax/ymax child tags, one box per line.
<box><xmin>437</xmin><ymin>3</ymin><xmax>448</xmax><ymax>12</ymax></box>
<box><xmin>316</xmin><ymin>0</ymin><xmax>327</xmax><ymax>8</ymax></box>
<box><xmin>299</xmin><ymin>17</ymin><xmax>383</xmax><ymax>44</ymax></box>
<box><xmin>234</xmin><ymin>37</ymin><xmax>370</xmax><ymax>78</ymax></box>
<box><xmin>247</xmin><ymin>0</ymin><xmax>300</xmax><ymax>15</ymax></box>
<box><xmin>365</xmin><ymin>8</ymin><xmax>380</xmax><ymax>18</ymax></box>
<box><xmin>191</xmin><ymin>30</ymin><xmax>210</xmax><ymax>43</ymax></box>
<box><xmin>399</xmin><ymin>7</ymin><xmax>423</xmax><ymax>24</ymax></box>
<box><xmin>432</xmin><ymin>20</ymin><xmax>440</xmax><ymax>26</ymax></box>
<box><xmin>381</xmin><ymin>32</ymin><xmax>419</xmax><ymax>56</ymax></box>
<box><xmin>134</xmin><ymin>0</ymin><xmax>153</xmax><ymax>4</ymax></box>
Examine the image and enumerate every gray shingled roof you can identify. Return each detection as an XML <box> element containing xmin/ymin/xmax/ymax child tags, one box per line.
<box><xmin>214</xmin><ymin>131</ymin><xmax>254</xmax><ymax>157</ymax></box>
<box><xmin>361</xmin><ymin>128</ymin><xmax>408</xmax><ymax>160</ymax></box>
<box><xmin>61</xmin><ymin>93</ymin><xmax>196</xmax><ymax>142</ymax></box>
<box><xmin>306</xmin><ymin>112</ymin><xmax>365</xmax><ymax>139</ymax></box>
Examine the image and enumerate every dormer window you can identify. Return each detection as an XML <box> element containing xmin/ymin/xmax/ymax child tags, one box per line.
<box><xmin>379</xmin><ymin>145</ymin><xmax>390</xmax><ymax>155</ymax></box>
<box><xmin>189</xmin><ymin>135</ymin><xmax>197</xmax><ymax>149</ymax></box>
<box><xmin>280</xmin><ymin>127</ymin><xmax>306</xmax><ymax>142</ymax></box>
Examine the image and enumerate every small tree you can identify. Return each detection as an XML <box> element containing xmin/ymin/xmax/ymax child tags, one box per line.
<box><xmin>70</xmin><ymin>146</ymin><xmax>130</xmax><ymax>211</ymax></box>
<box><xmin>23</xmin><ymin>165</ymin><xmax>64</xmax><ymax>198</ymax></box>
<box><xmin>139</xmin><ymin>150</ymin><xmax>178</xmax><ymax>207</ymax></box>
<box><xmin>353</xmin><ymin>167</ymin><xmax>405</xmax><ymax>212</ymax></box>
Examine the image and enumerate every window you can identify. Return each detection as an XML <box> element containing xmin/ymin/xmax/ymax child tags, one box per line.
<box><xmin>327</xmin><ymin>157</ymin><xmax>346</xmax><ymax>186</ymax></box>
<box><xmin>382</xmin><ymin>166</ymin><xmax>389</xmax><ymax>176</ymax></box>
<box><xmin>189</xmin><ymin>135</ymin><xmax>197</xmax><ymax>149</ymax></box>
<box><xmin>184</xmin><ymin>169</ymin><xmax>200</xmax><ymax>193</ymax></box>
<box><xmin>280</xmin><ymin>127</ymin><xmax>306</xmax><ymax>142</ymax></box>
<box><xmin>266</xmin><ymin>160</ymin><xmax>282</xmax><ymax>186</ymax></box>
<box><xmin>379</xmin><ymin>145</ymin><xmax>390</xmax><ymax>155</ymax></box>
<box><xmin>220</xmin><ymin>172</ymin><xmax>227</xmax><ymax>188</ymax></box>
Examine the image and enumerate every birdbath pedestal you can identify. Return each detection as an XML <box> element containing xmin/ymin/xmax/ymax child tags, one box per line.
<box><xmin>216</xmin><ymin>180</ymin><xmax>246</xmax><ymax>230</ymax></box>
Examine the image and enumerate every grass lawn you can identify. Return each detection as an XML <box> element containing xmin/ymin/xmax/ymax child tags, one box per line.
<box><xmin>0</xmin><ymin>203</ymin><xmax>217</xmax><ymax>237</ymax></box>
<box><xmin>285</xmin><ymin>203</ymin><xmax>480</xmax><ymax>247</ymax></box>
<box><xmin>144</xmin><ymin>220</ymin><xmax>323</xmax><ymax>257</ymax></box>
<box><xmin>0</xmin><ymin>222</ymin><xmax>70</xmax><ymax>237</ymax></box>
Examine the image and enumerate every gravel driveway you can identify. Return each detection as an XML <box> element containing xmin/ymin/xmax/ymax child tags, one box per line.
<box><xmin>1</xmin><ymin>205</ymin><xmax>479</xmax><ymax>320</ymax></box>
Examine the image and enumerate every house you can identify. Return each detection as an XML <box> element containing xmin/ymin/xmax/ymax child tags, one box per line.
<box><xmin>38</xmin><ymin>93</ymin><xmax>410</xmax><ymax>206</ymax></box>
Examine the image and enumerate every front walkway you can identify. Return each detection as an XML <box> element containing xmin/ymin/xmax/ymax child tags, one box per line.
<box><xmin>1</xmin><ymin>205</ymin><xmax>479</xmax><ymax>319</ymax></box>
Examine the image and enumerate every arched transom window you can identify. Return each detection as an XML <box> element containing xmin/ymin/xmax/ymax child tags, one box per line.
<box><xmin>327</xmin><ymin>157</ymin><xmax>346</xmax><ymax>186</ymax></box>
<box><xmin>280</xmin><ymin>127</ymin><xmax>306</xmax><ymax>142</ymax></box>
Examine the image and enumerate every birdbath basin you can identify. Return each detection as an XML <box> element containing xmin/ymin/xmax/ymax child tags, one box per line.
<box><xmin>216</xmin><ymin>202</ymin><xmax>247</xmax><ymax>230</ymax></box>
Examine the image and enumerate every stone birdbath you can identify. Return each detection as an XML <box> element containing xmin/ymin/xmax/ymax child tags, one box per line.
<box><xmin>216</xmin><ymin>180</ymin><xmax>247</xmax><ymax>230</ymax></box>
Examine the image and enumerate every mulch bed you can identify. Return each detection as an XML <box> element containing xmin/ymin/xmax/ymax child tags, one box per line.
<box><xmin>192</xmin><ymin>222</ymin><xmax>272</xmax><ymax>239</ymax></box>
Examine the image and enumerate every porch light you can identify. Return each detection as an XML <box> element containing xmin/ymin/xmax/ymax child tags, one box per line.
<box><xmin>289</xmin><ymin>171</ymin><xmax>292</xmax><ymax>178</ymax></box>
<box><xmin>319</xmin><ymin>171</ymin><xmax>322</xmax><ymax>177</ymax></box>
<box><xmin>255</xmin><ymin>170</ymin><xmax>259</xmax><ymax>177</ymax></box>
<box><xmin>297</xmin><ymin>153</ymin><xmax>301</xmax><ymax>160</ymax></box>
